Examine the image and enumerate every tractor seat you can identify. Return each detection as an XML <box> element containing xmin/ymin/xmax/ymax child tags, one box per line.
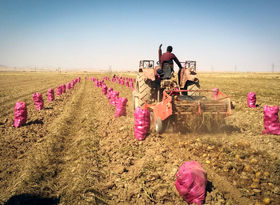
<box><xmin>161</xmin><ymin>62</ymin><xmax>174</xmax><ymax>79</ymax></box>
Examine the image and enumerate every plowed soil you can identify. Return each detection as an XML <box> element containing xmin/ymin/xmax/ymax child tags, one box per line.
<box><xmin>0</xmin><ymin>72</ymin><xmax>280</xmax><ymax>205</ymax></box>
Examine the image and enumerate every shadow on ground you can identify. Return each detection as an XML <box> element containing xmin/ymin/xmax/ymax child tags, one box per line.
<box><xmin>26</xmin><ymin>119</ymin><xmax>44</xmax><ymax>125</ymax></box>
<box><xmin>4</xmin><ymin>194</ymin><xmax>59</xmax><ymax>205</ymax></box>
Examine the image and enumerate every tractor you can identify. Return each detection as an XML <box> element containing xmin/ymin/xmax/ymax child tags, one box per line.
<box><xmin>132</xmin><ymin>60</ymin><xmax>231</xmax><ymax>133</ymax></box>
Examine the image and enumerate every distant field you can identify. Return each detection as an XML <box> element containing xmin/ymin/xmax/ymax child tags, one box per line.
<box><xmin>0</xmin><ymin>71</ymin><xmax>280</xmax><ymax>204</ymax></box>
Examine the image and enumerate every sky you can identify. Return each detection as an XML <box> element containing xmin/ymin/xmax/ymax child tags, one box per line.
<box><xmin>0</xmin><ymin>0</ymin><xmax>279</xmax><ymax>72</ymax></box>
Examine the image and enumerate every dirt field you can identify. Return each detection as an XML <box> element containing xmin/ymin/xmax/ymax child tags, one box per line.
<box><xmin>0</xmin><ymin>71</ymin><xmax>280</xmax><ymax>205</ymax></box>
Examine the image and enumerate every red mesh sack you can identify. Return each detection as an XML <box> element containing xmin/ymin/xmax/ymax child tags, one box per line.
<box><xmin>262</xmin><ymin>105</ymin><xmax>280</xmax><ymax>135</ymax></box>
<box><xmin>71</xmin><ymin>80</ymin><xmax>75</xmax><ymax>88</ymax></box>
<box><xmin>14</xmin><ymin>102</ymin><xmax>27</xmax><ymax>128</ymax></box>
<box><xmin>110</xmin><ymin>91</ymin><xmax>119</xmax><ymax>106</ymax></box>
<box><xmin>247</xmin><ymin>92</ymin><xmax>256</xmax><ymax>108</ymax></box>
<box><xmin>47</xmin><ymin>88</ymin><xmax>54</xmax><ymax>102</ymax></box>
<box><xmin>94</xmin><ymin>80</ymin><xmax>98</xmax><ymax>87</ymax></box>
<box><xmin>32</xmin><ymin>92</ymin><xmax>44</xmax><ymax>110</ymax></box>
<box><xmin>66</xmin><ymin>82</ymin><xmax>71</xmax><ymax>90</ymax></box>
<box><xmin>101</xmin><ymin>84</ymin><xmax>107</xmax><ymax>95</ymax></box>
<box><xmin>61</xmin><ymin>84</ymin><xmax>66</xmax><ymax>93</ymax></box>
<box><xmin>134</xmin><ymin>107</ymin><xmax>150</xmax><ymax>141</ymax></box>
<box><xmin>129</xmin><ymin>82</ymin><xmax>134</xmax><ymax>89</ymax></box>
<box><xmin>125</xmin><ymin>81</ymin><xmax>129</xmax><ymax>87</ymax></box>
<box><xmin>106</xmin><ymin>88</ymin><xmax>113</xmax><ymax>99</ymax></box>
<box><xmin>56</xmin><ymin>86</ymin><xmax>62</xmax><ymax>96</ymax></box>
<box><xmin>175</xmin><ymin>160</ymin><xmax>207</xmax><ymax>205</ymax></box>
<box><xmin>114</xmin><ymin>97</ymin><xmax>128</xmax><ymax>117</ymax></box>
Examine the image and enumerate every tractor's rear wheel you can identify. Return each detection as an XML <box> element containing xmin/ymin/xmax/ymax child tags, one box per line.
<box><xmin>132</xmin><ymin>91</ymin><xmax>140</xmax><ymax>110</ymax></box>
<box><xmin>135</xmin><ymin>73</ymin><xmax>152</xmax><ymax>107</ymax></box>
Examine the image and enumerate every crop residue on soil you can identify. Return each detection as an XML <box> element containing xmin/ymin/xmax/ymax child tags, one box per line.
<box><xmin>0</xmin><ymin>72</ymin><xmax>280</xmax><ymax>204</ymax></box>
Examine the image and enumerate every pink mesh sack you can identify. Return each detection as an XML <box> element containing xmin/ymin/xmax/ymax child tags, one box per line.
<box><xmin>94</xmin><ymin>80</ymin><xmax>98</xmax><ymax>87</ymax></box>
<box><xmin>32</xmin><ymin>92</ymin><xmax>44</xmax><ymax>110</ymax></box>
<box><xmin>125</xmin><ymin>81</ymin><xmax>129</xmax><ymax>87</ymax></box>
<box><xmin>33</xmin><ymin>93</ymin><xmax>44</xmax><ymax>109</ymax></box>
<box><xmin>14</xmin><ymin>102</ymin><xmax>27</xmax><ymax>128</ymax></box>
<box><xmin>262</xmin><ymin>105</ymin><xmax>280</xmax><ymax>135</ymax></box>
<box><xmin>56</xmin><ymin>86</ymin><xmax>62</xmax><ymax>96</ymax></box>
<box><xmin>212</xmin><ymin>88</ymin><xmax>219</xmax><ymax>100</ymax></box>
<box><xmin>134</xmin><ymin>107</ymin><xmax>150</xmax><ymax>141</ymax></box>
<box><xmin>106</xmin><ymin>88</ymin><xmax>113</xmax><ymax>99</ymax></box>
<box><xmin>175</xmin><ymin>161</ymin><xmax>207</xmax><ymax>205</ymax></box>
<box><xmin>71</xmin><ymin>80</ymin><xmax>75</xmax><ymax>88</ymax></box>
<box><xmin>66</xmin><ymin>82</ymin><xmax>71</xmax><ymax>90</ymax></box>
<box><xmin>114</xmin><ymin>97</ymin><xmax>128</xmax><ymax>117</ymax></box>
<box><xmin>61</xmin><ymin>84</ymin><xmax>66</xmax><ymax>93</ymax></box>
<box><xmin>101</xmin><ymin>84</ymin><xmax>107</xmax><ymax>95</ymax></box>
<box><xmin>98</xmin><ymin>80</ymin><xmax>103</xmax><ymax>87</ymax></box>
<box><xmin>110</xmin><ymin>91</ymin><xmax>119</xmax><ymax>106</ymax></box>
<box><xmin>47</xmin><ymin>88</ymin><xmax>54</xmax><ymax>102</ymax></box>
<box><xmin>247</xmin><ymin>92</ymin><xmax>256</xmax><ymax>108</ymax></box>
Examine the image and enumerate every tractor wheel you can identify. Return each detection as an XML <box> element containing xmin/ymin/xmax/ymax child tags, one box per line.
<box><xmin>132</xmin><ymin>91</ymin><xmax>140</xmax><ymax>110</ymax></box>
<box><xmin>155</xmin><ymin>118</ymin><xmax>163</xmax><ymax>134</ymax></box>
<box><xmin>135</xmin><ymin>72</ymin><xmax>152</xmax><ymax>107</ymax></box>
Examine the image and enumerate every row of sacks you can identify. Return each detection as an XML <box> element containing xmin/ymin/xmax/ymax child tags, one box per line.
<box><xmin>247</xmin><ymin>92</ymin><xmax>280</xmax><ymax>135</ymax></box>
<box><xmin>134</xmin><ymin>107</ymin><xmax>208</xmax><ymax>204</ymax></box>
<box><xmin>14</xmin><ymin>77</ymin><xmax>81</xmax><ymax>128</ymax></box>
<box><xmin>103</xmin><ymin>75</ymin><xmax>135</xmax><ymax>91</ymax></box>
<box><xmin>90</xmin><ymin>76</ymin><xmax>150</xmax><ymax>139</ymax></box>
<box><xmin>90</xmin><ymin>77</ymin><xmax>128</xmax><ymax>118</ymax></box>
<box><xmin>93</xmin><ymin>77</ymin><xmax>208</xmax><ymax>204</ymax></box>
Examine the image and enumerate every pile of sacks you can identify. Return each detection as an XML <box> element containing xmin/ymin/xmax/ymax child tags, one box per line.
<box><xmin>91</xmin><ymin>77</ymin><xmax>128</xmax><ymax>118</ymax></box>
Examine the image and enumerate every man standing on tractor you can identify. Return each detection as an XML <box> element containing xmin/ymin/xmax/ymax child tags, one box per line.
<box><xmin>158</xmin><ymin>44</ymin><xmax>183</xmax><ymax>84</ymax></box>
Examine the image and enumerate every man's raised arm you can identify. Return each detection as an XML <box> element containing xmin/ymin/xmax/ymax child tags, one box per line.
<box><xmin>158</xmin><ymin>44</ymin><xmax>162</xmax><ymax>63</ymax></box>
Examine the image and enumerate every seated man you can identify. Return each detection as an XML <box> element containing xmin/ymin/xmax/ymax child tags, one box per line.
<box><xmin>158</xmin><ymin>44</ymin><xmax>183</xmax><ymax>80</ymax></box>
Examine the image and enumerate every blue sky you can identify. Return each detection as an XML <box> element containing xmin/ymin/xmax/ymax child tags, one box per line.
<box><xmin>0</xmin><ymin>0</ymin><xmax>279</xmax><ymax>71</ymax></box>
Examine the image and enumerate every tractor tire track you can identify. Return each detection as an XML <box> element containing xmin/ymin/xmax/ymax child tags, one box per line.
<box><xmin>0</xmin><ymin>83</ymin><xmax>80</xmax><ymax>204</ymax></box>
<box><xmin>2</xmin><ymin>79</ymin><xmax>109</xmax><ymax>204</ymax></box>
